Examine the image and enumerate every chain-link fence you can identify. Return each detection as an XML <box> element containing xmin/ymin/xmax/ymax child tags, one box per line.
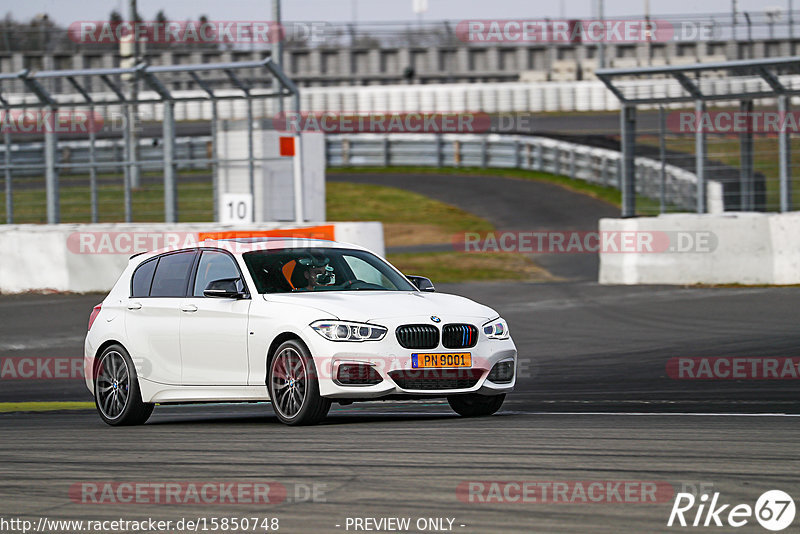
<box><xmin>598</xmin><ymin>56</ymin><xmax>800</xmax><ymax>216</ymax></box>
<box><xmin>0</xmin><ymin>57</ymin><xmax>304</xmax><ymax>225</ymax></box>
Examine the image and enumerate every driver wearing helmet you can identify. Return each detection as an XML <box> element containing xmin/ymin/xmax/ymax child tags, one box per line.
<box><xmin>296</xmin><ymin>254</ymin><xmax>335</xmax><ymax>290</ymax></box>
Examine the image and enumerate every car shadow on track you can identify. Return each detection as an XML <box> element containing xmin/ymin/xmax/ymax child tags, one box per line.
<box><xmin>142</xmin><ymin>409</ymin><xmax>521</xmax><ymax>427</ymax></box>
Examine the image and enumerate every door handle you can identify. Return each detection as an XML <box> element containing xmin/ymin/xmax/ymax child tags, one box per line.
<box><xmin>127</xmin><ymin>302</ymin><xmax>142</xmax><ymax>310</ymax></box>
<box><xmin>180</xmin><ymin>304</ymin><xmax>198</xmax><ymax>313</ymax></box>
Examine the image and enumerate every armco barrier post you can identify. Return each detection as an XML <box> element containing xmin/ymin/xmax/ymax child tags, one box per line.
<box><xmin>569</xmin><ymin>147</ymin><xmax>576</xmax><ymax>180</ymax></box>
<box><xmin>778</xmin><ymin>94</ymin><xmax>793</xmax><ymax>212</ymax></box>
<box><xmin>247</xmin><ymin>96</ymin><xmax>255</xmax><ymax>215</ymax></box>
<box><xmin>739</xmin><ymin>100</ymin><xmax>754</xmax><ymax>211</ymax></box>
<box><xmin>659</xmin><ymin>105</ymin><xmax>667</xmax><ymax>214</ymax></box>
<box><xmin>121</xmin><ymin>102</ymin><xmax>132</xmax><ymax>223</ymax></box>
<box><xmin>44</xmin><ymin>105</ymin><xmax>59</xmax><ymax>224</ymax></box>
<box><xmin>3</xmin><ymin>128</ymin><xmax>11</xmax><ymax>224</ymax></box>
<box><xmin>695</xmin><ymin>99</ymin><xmax>707</xmax><ymax>214</ymax></box>
<box><xmin>620</xmin><ymin>104</ymin><xmax>636</xmax><ymax>217</ymax></box>
<box><xmin>163</xmin><ymin>100</ymin><xmax>178</xmax><ymax>223</ymax></box>
<box><xmin>88</xmin><ymin>103</ymin><xmax>98</xmax><ymax>223</ymax></box>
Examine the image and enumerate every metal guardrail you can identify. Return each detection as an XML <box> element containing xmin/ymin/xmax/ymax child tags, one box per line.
<box><xmin>325</xmin><ymin>133</ymin><xmax>721</xmax><ymax>213</ymax></box>
<box><xmin>0</xmin><ymin>137</ymin><xmax>212</xmax><ymax>176</ymax></box>
<box><xmin>0</xmin><ymin>132</ymin><xmax>720</xmax><ymax>219</ymax></box>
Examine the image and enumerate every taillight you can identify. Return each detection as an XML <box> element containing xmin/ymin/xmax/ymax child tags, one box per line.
<box><xmin>88</xmin><ymin>304</ymin><xmax>102</xmax><ymax>331</ymax></box>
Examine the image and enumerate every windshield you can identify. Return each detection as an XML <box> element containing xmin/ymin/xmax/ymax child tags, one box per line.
<box><xmin>243</xmin><ymin>247</ymin><xmax>417</xmax><ymax>294</ymax></box>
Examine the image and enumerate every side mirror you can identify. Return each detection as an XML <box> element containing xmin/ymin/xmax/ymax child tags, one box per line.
<box><xmin>204</xmin><ymin>278</ymin><xmax>246</xmax><ymax>299</ymax></box>
<box><xmin>407</xmin><ymin>275</ymin><xmax>435</xmax><ymax>292</ymax></box>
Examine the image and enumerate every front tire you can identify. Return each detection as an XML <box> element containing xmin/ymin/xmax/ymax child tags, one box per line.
<box><xmin>94</xmin><ymin>344</ymin><xmax>154</xmax><ymax>426</ymax></box>
<box><xmin>447</xmin><ymin>393</ymin><xmax>505</xmax><ymax>417</ymax></box>
<box><xmin>268</xmin><ymin>339</ymin><xmax>331</xmax><ymax>426</ymax></box>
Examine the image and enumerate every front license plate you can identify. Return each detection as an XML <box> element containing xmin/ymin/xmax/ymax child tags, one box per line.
<box><xmin>411</xmin><ymin>353</ymin><xmax>472</xmax><ymax>369</ymax></box>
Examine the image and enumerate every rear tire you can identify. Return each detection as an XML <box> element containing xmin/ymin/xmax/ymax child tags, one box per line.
<box><xmin>267</xmin><ymin>339</ymin><xmax>331</xmax><ymax>426</ymax></box>
<box><xmin>94</xmin><ymin>344</ymin><xmax>154</xmax><ymax>426</ymax></box>
<box><xmin>447</xmin><ymin>393</ymin><xmax>505</xmax><ymax>417</ymax></box>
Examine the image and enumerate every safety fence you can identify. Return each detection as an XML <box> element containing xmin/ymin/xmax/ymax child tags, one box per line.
<box><xmin>0</xmin><ymin>131</ymin><xmax>714</xmax><ymax>223</ymax></box>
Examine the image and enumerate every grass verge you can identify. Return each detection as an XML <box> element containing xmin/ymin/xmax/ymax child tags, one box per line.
<box><xmin>328</xmin><ymin>181</ymin><xmax>553</xmax><ymax>282</ymax></box>
<box><xmin>0</xmin><ymin>402</ymin><xmax>94</xmax><ymax>413</ymax></box>
<box><xmin>0</xmin><ymin>172</ymin><xmax>213</xmax><ymax>224</ymax></box>
<box><xmin>327</xmin><ymin>181</ymin><xmax>492</xmax><ymax>247</ymax></box>
<box><xmin>387</xmin><ymin>251</ymin><xmax>558</xmax><ymax>283</ymax></box>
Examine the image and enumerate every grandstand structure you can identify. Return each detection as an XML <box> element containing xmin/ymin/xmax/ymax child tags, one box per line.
<box><xmin>2</xmin><ymin>13</ymin><xmax>800</xmax><ymax>91</ymax></box>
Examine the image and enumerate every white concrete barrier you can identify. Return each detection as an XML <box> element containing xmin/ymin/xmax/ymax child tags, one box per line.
<box><xmin>599</xmin><ymin>212</ymin><xmax>800</xmax><ymax>285</ymax></box>
<box><xmin>0</xmin><ymin>222</ymin><xmax>384</xmax><ymax>294</ymax></box>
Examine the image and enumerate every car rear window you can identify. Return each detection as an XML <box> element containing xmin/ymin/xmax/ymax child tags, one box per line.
<box><xmin>131</xmin><ymin>258</ymin><xmax>157</xmax><ymax>297</ymax></box>
<box><xmin>149</xmin><ymin>251</ymin><xmax>196</xmax><ymax>297</ymax></box>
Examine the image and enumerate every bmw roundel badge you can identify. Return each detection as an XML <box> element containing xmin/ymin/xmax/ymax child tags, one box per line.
<box><xmin>431</xmin><ymin>316</ymin><xmax>441</xmax><ymax>323</ymax></box>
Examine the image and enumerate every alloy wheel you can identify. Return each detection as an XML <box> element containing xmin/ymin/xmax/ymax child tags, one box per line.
<box><xmin>96</xmin><ymin>351</ymin><xmax>130</xmax><ymax>420</ymax></box>
<box><xmin>271</xmin><ymin>347</ymin><xmax>308</xmax><ymax>419</ymax></box>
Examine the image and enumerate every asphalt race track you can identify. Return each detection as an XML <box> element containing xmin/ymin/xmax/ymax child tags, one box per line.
<box><xmin>1</xmin><ymin>283</ymin><xmax>799</xmax><ymax>532</ymax></box>
<box><xmin>1</xmin><ymin>406</ymin><xmax>798</xmax><ymax>533</ymax></box>
<box><xmin>2</xmin><ymin>177</ymin><xmax>800</xmax><ymax>532</ymax></box>
<box><xmin>330</xmin><ymin>172</ymin><xmax>618</xmax><ymax>280</ymax></box>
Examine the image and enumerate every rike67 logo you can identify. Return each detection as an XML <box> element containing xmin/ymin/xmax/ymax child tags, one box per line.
<box><xmin>668</xmin><ymin>490</ymin><xmax>796</xmax><ymax>531</ymax></box>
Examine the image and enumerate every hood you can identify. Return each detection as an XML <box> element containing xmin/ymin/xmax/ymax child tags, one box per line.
<box><xmin>262</xmin><ymin>291</ymin><xmax>498</xmax><ymax>323</ymax></box>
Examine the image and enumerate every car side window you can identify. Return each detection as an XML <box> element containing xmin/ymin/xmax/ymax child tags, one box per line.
<box><xmin>193</xmin><ymin>251</ymin><xmax>242</xmax><ymax>297</ymax></box>
<box><xmin>149</xmin><ymin>251</ymin><xmax>196</xmax><ymax>298</ymax></box>
<box><xmin>131</xmin><ymin>258</ymin><xmax>157</xmax><ymax>297</ymax></box>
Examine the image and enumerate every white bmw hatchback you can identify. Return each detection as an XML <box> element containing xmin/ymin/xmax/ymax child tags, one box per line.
<box><xmin>84</xmin><ymin>238</ymin><xmax>517</xmax><ymax>426</ymax></box>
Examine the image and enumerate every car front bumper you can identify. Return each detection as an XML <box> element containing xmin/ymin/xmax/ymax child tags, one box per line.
<box><xmin>302</xmin><ymin>322</ymin><xmax>518</xmax><ymax>399</ymax></box>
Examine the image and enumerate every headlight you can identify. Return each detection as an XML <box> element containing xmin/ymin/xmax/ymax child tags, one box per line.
<box><xmin>310</xmin><ymin>320</ymin><xmax>388</xmax><ymax>342</ymax></box>
<box><xmin>482</xmin><ymin>317</ymin><xmax>509</xmax><ymax>340</ymax></box>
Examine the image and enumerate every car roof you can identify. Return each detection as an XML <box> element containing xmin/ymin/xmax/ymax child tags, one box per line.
<box><xmin>132</xmin><ymin>237</ymin><xmax>370</xmax><ymax>263</ymax></box>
